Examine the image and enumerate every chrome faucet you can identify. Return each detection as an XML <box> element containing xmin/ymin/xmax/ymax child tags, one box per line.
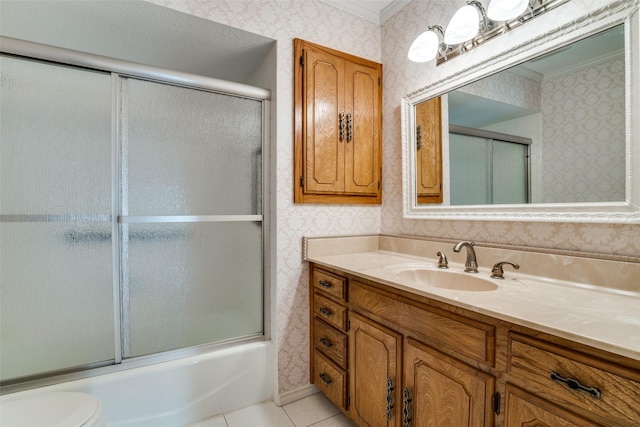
<box><xmin>453</xmin><ymin>241</ymin><xmax>478</xmax><ymax>273</ymax></box>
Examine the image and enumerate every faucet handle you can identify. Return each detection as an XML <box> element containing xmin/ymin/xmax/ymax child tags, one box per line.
<box><xmin>491</xmin><ymin>261</ymin><xmax>520</xmax><ymax>279</ymax></box>
<box><xmin>436</xmin><ymin>251</ymin><xmax>449</xmax><ymax>269</ymax></box>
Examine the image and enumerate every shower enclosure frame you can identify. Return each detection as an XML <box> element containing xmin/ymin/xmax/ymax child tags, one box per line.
<box><xmin>0</xmin><ymin>36</ymin><xmax>272</xmax><ymax>391</ymax></box>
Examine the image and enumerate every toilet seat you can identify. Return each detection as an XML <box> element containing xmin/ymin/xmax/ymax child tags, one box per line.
<box><xmin>0</xmin><ymin>392</ymin><xmax>105</xmax><ymax>427</ymax></box>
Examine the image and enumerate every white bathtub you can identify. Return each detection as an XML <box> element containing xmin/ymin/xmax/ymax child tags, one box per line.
<box><xmin>1</xmin><ymin>341</ymin><xmax>273</xmax><ymax>426</ymax></box>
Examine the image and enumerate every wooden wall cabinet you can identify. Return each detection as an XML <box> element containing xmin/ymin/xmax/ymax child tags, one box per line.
<box><xmin>309</xmin><ymin>263</ymin><xmax>640</xmax><ymax>427</ymax></box>
<box><xmin>294</xmin><ymin>39</ymin><xmax>382</xmax><ymax>204</ymax></box>
<box><xmin>415</xmin><ymin>97</ymin><xmax>443</xmax><ymax>204</ymax></box>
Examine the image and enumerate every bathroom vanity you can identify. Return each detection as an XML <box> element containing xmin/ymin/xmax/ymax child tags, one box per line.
<box><xmin>305</xmin><ymin>235</ymin><xmax>640</xmax><ymax>427</ymax></box>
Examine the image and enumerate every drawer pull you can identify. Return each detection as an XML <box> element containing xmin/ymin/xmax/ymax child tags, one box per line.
<box><xmin>319</xmin><ymin>337</ymin><xmax>333</xmax><ymax>348</ymax></box>
<box><xmin>319</xmin><ymin>307</ymin><xmax>333</xmax><ymax>317</ymax></box>
<box><xmin>319</xmin><ymin>373</ymin><xmax>332</xmax><ymax>385</ymax></box>
<box><xmin>319</xmin><ymin>280</ymin><xmax>333</xmax><ymax>288</ymax></box>
<box><xmin>550</xmin><ymin>371</ymin><xmax>601</xmax><ymax>399</ymax></box>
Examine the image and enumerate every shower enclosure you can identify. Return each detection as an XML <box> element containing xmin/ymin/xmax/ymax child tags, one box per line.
<box><xmin>449</xmin><ymin>125</ymin><xmax>531</xmax><ymax>205</ymax></box>
<box><xmin>0</xmin><ymin>40</ymin><xmax>270</xmax><ymax>385</ymax></box>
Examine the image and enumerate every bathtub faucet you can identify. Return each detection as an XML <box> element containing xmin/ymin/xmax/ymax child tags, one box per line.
<box><xmin>453</xmin><ymin>241</ymin><xmax>478</xmax><ymax>273</ymax></box>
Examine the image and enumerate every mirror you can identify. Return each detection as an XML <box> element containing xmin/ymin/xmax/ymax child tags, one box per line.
<box><xmin>402</xmin><ymin>3</ymin><xmax>640</xmax><ymax>223</ymax></box>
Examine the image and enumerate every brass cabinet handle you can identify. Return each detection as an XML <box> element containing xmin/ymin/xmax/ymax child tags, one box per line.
<box><xmin>550</xmin><ymin>371</ymin><xmax>601</xmax><ymax>399</ymax></box>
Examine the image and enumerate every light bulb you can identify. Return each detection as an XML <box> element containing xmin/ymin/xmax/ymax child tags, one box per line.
<box><xmin>408</xmin><ymin>30</ymin><xmax>440</xmax><ymax>63</ymax></box>
<box><xmin>487</xmin><ymin>0</ymin><xmax>529</xmax><ymax>21</ymax></box>
<box><xmin>444</xmin><ymin>4</ymin><xmax>481</xmax><ymax>45</ymax></box>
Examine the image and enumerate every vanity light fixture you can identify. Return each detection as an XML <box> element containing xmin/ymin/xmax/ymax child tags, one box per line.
<box><xmin>408</xmin><ymin>0</ymin><xmax>569</xmax><ymax>65</ymax></box>
<box><xmin>444</xmin><ymin>1</ymin><xmax>489</xmax><ymax>45</ymax></box>
<box><xmin>487</xmin><ymin>0</ymin><xmax>530</xmax><ymax>21</ymax></box>
<box><xmin>408</xmin><ymin>25</ymin><xmax>445</xmax><ymax>63</ymax></box>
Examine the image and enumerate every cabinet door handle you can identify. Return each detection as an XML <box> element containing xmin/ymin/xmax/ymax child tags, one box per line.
<box><xmin>319</xmin><ymin>307</ymin><xmax>333</xmax><ymax>317</ymax></box>
<box><xmin>386</xmin><ymin>377</ymin><xmax>394</xmax><ymax>421</ymax></box>
<box><xmin>416</xmin><ymin>124</ymin><xmax>422</xmax><ymax>151</ymax></box>
<box><xmin>549</xmin><ymin>371</ymin><xmax>601</xmax><ymax>399</ymax></box>
<box><xmin>339</xmin><ymin>112</ymin><xmax>346</xmax><ymax>142</ymax></box>
<box><xmin>319</xmin><ymin>337</ymin><xmax>332</xmax><ymax>348</ymax></box>
<box><xmin>318</xmin><ymin>280</ymin><xmax>333</xmax><ymax>288</ymax></box>
<box><xmin>402</xmin><ymin>388</ymin><xmax>412</xmax><ymax>427</ymax></box>
<box><xmin>319</xmin><ymin>373</ymin><xmax>332</xmax><ymax>385</ymax></box>
<box><xmin>347</xmin><ymin>113</ymin><xmax>353</xmax><ymax>142</ymax></box>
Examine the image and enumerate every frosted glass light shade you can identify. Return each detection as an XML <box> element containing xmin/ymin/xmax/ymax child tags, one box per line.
<box><xmin>487</xmin><ymin>0</ymin><xmax>529</xmax><ymax>21</ymax></box>
<box><xmin>408</xmin><ymin>30</ymin><xmax>440</xmax><ymax>63</ymax></box>
<box><xmin>444</xmin><ymin>4</ymin><xmax>481</xmax><ymax>45</ymax></box>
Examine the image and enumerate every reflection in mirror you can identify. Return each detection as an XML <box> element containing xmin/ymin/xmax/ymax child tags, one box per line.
<box><xmin>415</xmin><ymin>24</ymin><xmax>625</xmax><ymax>206</ymax></box>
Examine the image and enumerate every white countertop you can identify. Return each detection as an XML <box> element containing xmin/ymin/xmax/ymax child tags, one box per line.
<box><xmin>307</xmin><ymin>248</ymin><xmax>640</xmax><ymax>361</ymax></box>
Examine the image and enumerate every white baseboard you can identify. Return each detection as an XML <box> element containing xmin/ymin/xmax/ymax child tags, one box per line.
<box><xmin>276</xmin><ymin>384</ymin><xmax>320</xmax><ymax>406</ymax></box>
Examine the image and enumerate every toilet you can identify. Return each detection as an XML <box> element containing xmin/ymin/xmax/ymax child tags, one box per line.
<box><xmin>0</xmin><ymin>392</ymin><xmax>105</xmax><ymax>427</ymax></box>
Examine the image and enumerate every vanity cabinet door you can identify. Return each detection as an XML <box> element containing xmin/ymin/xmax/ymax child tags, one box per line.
<box><xmin>349</xmin><ymin>312</ymin><xmax>402</xmax><ymax>427</ymax></box>
<box><xmin>343</xmin><ymin>60</ymin><xmax>381</xmax><ymax>197</ymax></box>
<box><xmin>415</xmin><ymin>97</ymin><xmax>443</xmax><ymax>204</ymax></box>
<box><xmin>404</xmin><ymin>338</ymin><xmax>495</xmax><ymax>427</ymax></box>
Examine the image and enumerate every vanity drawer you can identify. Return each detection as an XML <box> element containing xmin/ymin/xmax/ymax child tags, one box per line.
<box><xmin>508</xmin><ymin>333</ymin><xmax>640</xmax><ymax>426</ymax></box>
<box><xmin>314</xmin><ymin>350</ymin><xmax>347</xmax><ymax>411</ymax></box>
<box><xmin>313</xmin><ymin>268</ymin><xmax>346</xmax><ymax>301</ymax></box>
<box><xmin>314</xmin><ymin>292</ymin><xmax>348</xmax><ymax>332</ymax></box>
<box><xmin>349</xmin><ymin>281</ymin><xmax>495</xmax><ymax>366</ymax></box>
<box><xmin>314</xmin><ymin>317</ymin><xmax>348</xmax><ymax>369</ymax></box>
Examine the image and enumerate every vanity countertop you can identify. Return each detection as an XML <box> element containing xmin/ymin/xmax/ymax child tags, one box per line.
<box><xmin>305</xmin><ymin>235</ymin><xmax>640</xmax><ymax>361</ymax></box>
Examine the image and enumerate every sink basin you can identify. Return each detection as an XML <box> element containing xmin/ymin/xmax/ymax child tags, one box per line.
<box><xmin>389</xmin><ymin>268</ymin><xmax>498</xmax><ymax>292</ymax></box>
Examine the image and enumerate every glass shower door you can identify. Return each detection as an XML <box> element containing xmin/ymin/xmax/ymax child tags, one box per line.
<box><xmin>0</xmin><ymin>56</ymin><xmax>115</xmax><ymax>381</ymax></box>
<box><xmin>450</xmin><ymin>133</ymin><xmax>529</xmax><ymax>205</ymax></box>
<box><xmin>120</xmin><ymin>77</ymin><xmax>264</xmax><ymax>358</ymax></box>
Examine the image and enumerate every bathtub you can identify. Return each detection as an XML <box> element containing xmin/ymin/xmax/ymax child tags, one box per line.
<box><xmin>1</xmin><ymin>341</ymin><xmax>273</xmax><ymax>426</ymax></box>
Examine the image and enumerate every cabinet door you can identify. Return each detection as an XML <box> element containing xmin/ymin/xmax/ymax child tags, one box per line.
<box><xmin>505</xmin><ymin>385</ymin><xmax>604</xmax><ymax>427</ymax></box>
<box><xmin>415</xmin><ymin>97</ymin><xmax>442</xmax><ymax>204</ymax></box>
<box><xmin>349</xmin><ymin>312</ymin><xmax>402</xmax><ymax>427</ymax></box>
<box><xmin>344</xmin><ymin>61</ymin><xmax>381</xmax><ymax>196</ymax></box>
<box><xmin>303</xmin><ymin>47</ymin><xmax>345</xmax><ymax>194</ymax></box>
<box><xmin>404</xmin><ymin>338</ymin><xmax>495</xmax><ymax>427</ymax></box>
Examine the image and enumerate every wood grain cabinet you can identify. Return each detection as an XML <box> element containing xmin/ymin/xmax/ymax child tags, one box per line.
<box><xmin>349</xmin><ymin>312</ymin><xmax>402</xmax><ymax>426</ymax></box>
<box><xmin>505</xmin><ymin>333</ymin><xmax>640</xmax><ymax>427</ymax></box>
<box><xmin>405</xmin><ymin>338</ymin><xmax>495</xmax><ymax>427</ymax></box>
<box><xmin>309</xmin><ymin>263</ymin><xmax>640</xmax><ymax>426</ymax></box>
<box><xmin>294</xmin><ymin>39</ymin><xmax>382</xmax><ymax>204</ymax></box>
<box><xmin>415</xmin><ymin>97</ymin><xmax>443</xmax><ymax>204</ymax></box>
<box><xmin>310</xmin><ymin>267</ymin><xmax>349</xmax><ymax>411</ymax></box>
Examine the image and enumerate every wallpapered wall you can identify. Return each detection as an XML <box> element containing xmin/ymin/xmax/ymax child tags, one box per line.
<box><xmin>149</xmin><ymin>0</ymin><xmax>639</xmax><ymax>398</ymax></box>
<box><xmin>541</xmin><ymin>58</ymin><xmax>626</xmax><ymax>203</ymax></box>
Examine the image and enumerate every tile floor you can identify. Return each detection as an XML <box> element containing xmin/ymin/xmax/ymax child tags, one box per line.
<box><xmin>187</xmin><ymin>392</ymin><xmax>356</xmax><ymax>427</ymax></box>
